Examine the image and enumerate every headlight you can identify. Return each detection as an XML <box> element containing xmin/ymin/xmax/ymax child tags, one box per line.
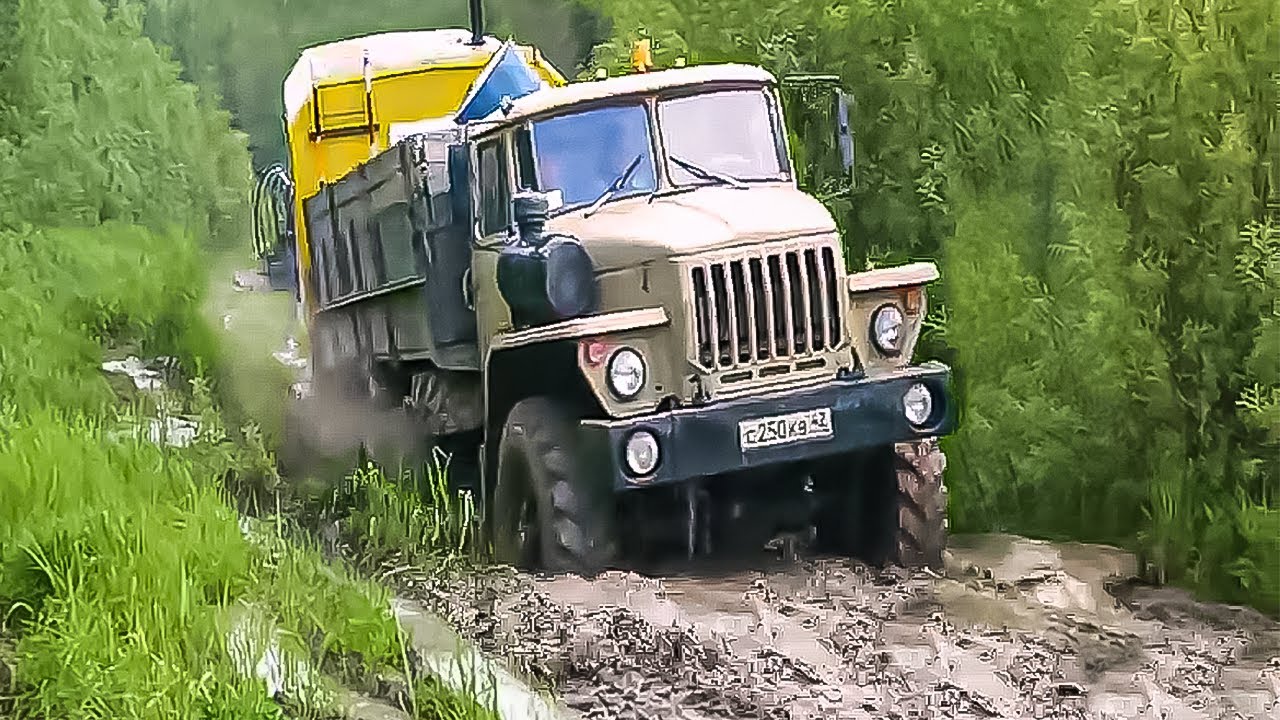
<box><xmin>872</xmin><ymin>304</ymin><xmax>904</xmax><ymax>354</ymax></box>
<box><xmin>903</xmin><ymin>383</ymin><xmax>933</xmax><ymax>426</ymax></box>
<box><xmin>624</xmin><ymin>430</ymin><xmax>660</xmax><ymax>476</ymax></box>
<box><xmin>607</xmin><ymin>348</ymin><xmax>646</xmax><ymax>399</ymax></box>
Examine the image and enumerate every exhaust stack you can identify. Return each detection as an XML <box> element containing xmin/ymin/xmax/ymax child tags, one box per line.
<box><xmin>468</xmin><ymin>0</ymin><xmax>484</xmax><ymax>45</ymax></box>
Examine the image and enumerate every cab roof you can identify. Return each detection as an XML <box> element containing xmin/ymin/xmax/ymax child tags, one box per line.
<box><xmin>469</xmin><ymin>63</ymin><xmax>776</xmax><ymax>135</ymax></box>
<box><xmin>283</xmin><ymin>29</ymin><xmax>521</xmax><ymax>124</ymax></box>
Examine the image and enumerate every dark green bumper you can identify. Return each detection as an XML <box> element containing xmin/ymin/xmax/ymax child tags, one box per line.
<box><xmin>580</xmin><ymin>363</ymin><xmax>955</xmax><ymax>492</ymax></box>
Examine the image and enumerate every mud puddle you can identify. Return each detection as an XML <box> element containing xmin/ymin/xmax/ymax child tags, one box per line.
<box><xmin>395</xmin><ymin>534</ymin><xmax>1278</xmax><ymax>720</ymax></box>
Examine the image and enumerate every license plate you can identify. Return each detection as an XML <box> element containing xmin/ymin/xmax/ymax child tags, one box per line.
<box><xmin>738</xmin><ymin>408</ymin><xmax>834</xmax><ymax>450</ymax></box>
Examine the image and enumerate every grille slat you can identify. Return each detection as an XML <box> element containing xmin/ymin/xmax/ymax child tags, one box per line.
<box><xmin>691</xmin><ymin>246</ymin><xmax>844</xmax><ymax>373</ymax></box>
<box><xmin>803</xmin><ymin>249</ymin><xmax>825</xmax><ymax>351</ymax></box>
<box><xmin>705</xmin><ymin>264</ymin><xmax>721</xmax><ymax>367</ymax></box>
<box><xmin>821</xmin><ymin>247</ymin><xmax>839</xmax><ymax>349</ymax></box>
<box><xmin>723</xmin><ymin>263</ymin><xmax>741</xmax><ymax>367</ymax></box>
<box><xmin>742</xmin><ymin>259</ymin><xmax>760</xmax><ymax>363</ymax></box>
<box><xmin>795</xmin><ymin>251</ymin><xmax>815</xmax><ymax>354</ymax></box>
<box><xmin>816</xmin><ymin>248</ymin><xmax>833</xmax><ymax>349</ymax></box>
<box><xmin>778</xmin><ymin>255</ymin><xmax>796</xmax><ymax>357</ymax></box>
<box><xmin>754</xmin><ymin>258</ymin><xmax>776</xmax><ymax>362</ymax></box>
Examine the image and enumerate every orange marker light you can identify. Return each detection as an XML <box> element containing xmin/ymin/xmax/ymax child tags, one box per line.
<box><xmin>904</xmin><ymin>287</ymin><xmax>923</xmax><ymax>316</ymax></box>
<box><xmin>631</xmin><ymin>39</ymin><xmax>654</xmax><ymax>73</ymax></box>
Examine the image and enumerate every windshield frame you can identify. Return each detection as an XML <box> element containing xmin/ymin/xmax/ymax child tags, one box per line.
<box><xmin>654</xmin><ymin>84</ymin><xmax>793</xmax><ymax>189</ymax></box>
<box><xmin>524</xmin><ymin>98</ymin><xmax>660</xmax><ymax>217</ymax></box>
<box><xmin>512</xmin><ymin>82</ymin><xmax>793</xmax><ymax>218</ymax></box>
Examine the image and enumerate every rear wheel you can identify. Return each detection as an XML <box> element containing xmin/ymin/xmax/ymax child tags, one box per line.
<box><xmin>492</xmin><ymin>397</ymin><xmax>618</xmax><ymax>576</ymax></box>
<box><xmin>814</xmin><ymin>439</ymin><xmax>948</xmax><ymax>570</ymax></box>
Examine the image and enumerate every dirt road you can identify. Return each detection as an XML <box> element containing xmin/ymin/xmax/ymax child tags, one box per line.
<box><xmin>224</xmin><ymin>274</ymin><xmax>1275</xmax><ymax>719</ymax></box>
<box><xmin>396</xmin><ymin>533</ymin><xmax>1277</xmax><ymax>720</ymax></box>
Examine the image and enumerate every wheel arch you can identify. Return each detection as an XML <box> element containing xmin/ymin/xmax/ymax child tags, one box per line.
<box><xmin>481</xmin><ymin>340</ymin><xmax>602</xmax><ymax>516</ymax></box>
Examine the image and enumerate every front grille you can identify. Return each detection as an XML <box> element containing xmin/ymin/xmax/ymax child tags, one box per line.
<box><xmin>690</xmin><ymin>246</ymin><xmax>843</xmax><ymax>370</ymax></box>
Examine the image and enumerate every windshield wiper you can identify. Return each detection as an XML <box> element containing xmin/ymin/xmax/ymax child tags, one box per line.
<box><xmin>584</xmin><ymin>154</ymin><xmax>644</xmax><ymax>218</ymax></box>
<box><xmin>669</xmin><ymin>155</ymin><xmax>748</xmax><ymax>189</ymax></box>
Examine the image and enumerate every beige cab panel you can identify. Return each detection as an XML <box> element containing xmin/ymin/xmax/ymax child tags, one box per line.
<box><xmin>846</xmin><ymin>262</ymin><xmax>938</xmax><ymax>376</ymax></box>
<box><xmin>576</xmin><ymin>332</ymin><xmax>679</xmax><ymax>419</ymax></box>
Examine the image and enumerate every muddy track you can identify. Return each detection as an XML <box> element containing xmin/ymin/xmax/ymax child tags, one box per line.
<box><xmin>382</xmin><ymin>535</ymin><xmax>1277</xmax><ymax>720</ymax></box>
<box><xmin>237</xmin><ymin>298</ymin><xmax>1276</xmax><ymax>720</ymax></box>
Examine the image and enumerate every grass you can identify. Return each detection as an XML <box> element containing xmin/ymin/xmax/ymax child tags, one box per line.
<box><xmin>411</xmin><ymin>676</ymin><xmax>499</xmax><ymax>720</ymax></box>
<box><xmin>332</xmin><ymin>457</ymin><xmax>481</xmax><ymax>571</ymax></box>
<box><xmin>0</xmin><ymin>223</ymin><xmax>491</xmax><ymax>718</ymax></box>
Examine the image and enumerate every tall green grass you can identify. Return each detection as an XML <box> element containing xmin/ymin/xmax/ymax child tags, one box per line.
<box><xmin>0</xmin><ymin>409</ymin><xmax>398</xmax><ymax>717</ymax></box>
<box><xmin>0</xmin><ymin>222</ymin><xmax>473</xmax><ymax>717</ymax></box>
<box><xmin>0</xmin><ymin>1</ymin><xmax>499</xmax><ymax>713</ymax></box>
<box><xmin>332</xmin><ymin>457</ymin><xmax>480</xmax><ymax>570</ymax></box>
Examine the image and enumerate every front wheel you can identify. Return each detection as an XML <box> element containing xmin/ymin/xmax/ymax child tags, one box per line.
<box><xmin>492</xmin><ymin>397</ymin><xmax>618</xmax><ymax>576</ymax></box>
<box><xmin>813</xmin><ymin>439</ymin><xmax>948</xmax><ymax>570</ymax></box>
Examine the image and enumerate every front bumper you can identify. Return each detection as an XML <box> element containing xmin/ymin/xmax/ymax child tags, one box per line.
<box><xmin>580</xmin><ymin>363</ymin><xmax>955</xmax><ymax>492</ymax></box>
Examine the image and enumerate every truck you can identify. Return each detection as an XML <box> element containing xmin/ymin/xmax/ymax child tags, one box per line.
<box><xmin>255</xmin><ymin>3</ymin><xmax>956</xmax><ymax>575</ymax></box>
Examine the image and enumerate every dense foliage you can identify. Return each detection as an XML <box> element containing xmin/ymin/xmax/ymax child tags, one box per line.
<box><xmin>0</xmin><ymin>0</ymin><xmax>250</xmax><ymax>245</ymax></box>
<box><xmin>0</xmin><ymin>1</ymin><xmax>455</xmax><ymax>716</ymax></box>
<box><xmin>582</xmin><ymin>0</ymin><xmax>1279</xmax><ymax>611</ymax></box>
<box><xmin>136</xmin><ymin>0</ymin><xmax>606</xmax><ymax>165</ymax></box>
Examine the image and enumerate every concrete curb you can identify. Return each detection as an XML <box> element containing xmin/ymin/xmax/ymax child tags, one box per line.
<box><xmin>392</xmin><ymin>598</ymin><xmax>584</xmax><ymax>720</ymax></box>
<box><xmin>338</xmin><ymin>691</ymin><xmax>412</xmax><ymax>720</ymax></box>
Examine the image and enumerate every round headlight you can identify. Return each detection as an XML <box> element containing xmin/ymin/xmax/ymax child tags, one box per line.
<box><xmin>872</xmin><ymin>305</ymin><xmax>904</xmax><ymax>354</ymax></box>
<box><xmin>607</xmin><ymin>348</ymin><xmax>646</xmax><ymax>399</ymax></box>
<box><xmin>903</xmin><ymin>383</ymin><xmax>933</xmax><ymax>426</ymax></box>
<box><xmin>624</xmin><ymin>430</ymin><xmax>660</xmax><ymax>476</ymax></box>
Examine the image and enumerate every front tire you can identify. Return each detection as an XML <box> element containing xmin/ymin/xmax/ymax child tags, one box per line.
<box><xmin>492</xmin><ymin>397</ymin><xmax>618</xmax><ymax>576</ymax></box>
<box><xmin>814</xmin><ymin>439</ymin><xmax>948</xmax><ymax>570</ymax></box>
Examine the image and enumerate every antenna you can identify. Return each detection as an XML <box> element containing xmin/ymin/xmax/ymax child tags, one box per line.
<box><xmin>468</xmin><ymin>0</ymin><xmax>485</xmax><ymax>46</ymax></box>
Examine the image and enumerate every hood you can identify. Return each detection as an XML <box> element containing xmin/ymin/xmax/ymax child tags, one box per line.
<box><xmin>544</xmin><ymin>184</ymin><xmax>837</xmax><ymax>271</ymax></box>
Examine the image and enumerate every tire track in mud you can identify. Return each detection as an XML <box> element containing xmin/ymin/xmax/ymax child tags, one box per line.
<box><xmin>389</xmin><ymin>535</ymin><xmax>1278</xmax><ymax>720</ymax></box>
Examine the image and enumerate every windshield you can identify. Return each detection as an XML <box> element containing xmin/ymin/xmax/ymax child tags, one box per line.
<box><xmin>531</xmin><ymin>103</ymin><xmax>657</xmax><ymax>210</ymax></box>
<box><xmin>658</xmin><ymin>89</ymin><xmax>787</xmax><ymax>185</ymax></box>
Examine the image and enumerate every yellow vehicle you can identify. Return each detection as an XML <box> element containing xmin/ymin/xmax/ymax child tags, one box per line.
<box><xmin>274</xmin><ymin>22</ymin><xmax>563</xmax><ymax>313</ymax></box>
<box><xmin>257</xmin><ymin>3</ymin><xmax>956</xmax><ymax>575</ymax></box>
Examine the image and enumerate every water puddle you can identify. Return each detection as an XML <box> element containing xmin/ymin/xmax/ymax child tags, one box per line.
<box><xmin>101</xmin><ymin>355</ymin><xmax>168</xmax><ymax>391</ymax></box>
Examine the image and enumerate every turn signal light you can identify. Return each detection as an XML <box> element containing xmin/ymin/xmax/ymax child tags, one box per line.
<box><xmin>582</xmin><ymin>339</ymin><xmax>609</xmax><ymax>366</ymax></box>
<box><xmin>904</xmin><ymin>287</ymin><xmax>923</xmax><ymax>316</ymax></box>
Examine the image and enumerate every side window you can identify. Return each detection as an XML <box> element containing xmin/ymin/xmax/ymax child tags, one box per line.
<box><xmin>477</xmin><ymin>137</ymin><xmax>510</xmax><ymax>237</ymax></box>
<box><xmin>515</xmin><ymin>127</ymin><xmax>538</xmax><ymax>191</ymax></box>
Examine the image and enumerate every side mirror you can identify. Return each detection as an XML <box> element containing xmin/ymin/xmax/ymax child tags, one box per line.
<box><xmin>780</xmin><ymin>74</ymin><xmax>856</xmax><ymax>193</ymax></box>
<box><xmin>512</xmin><ymin>191</ymin><xmax>550</xmax><ymax>247</ymax></box>
<box><xmin>836</xmin><ymin>90</ymin><xmax>855</xmax><ymax>180</ymax></box>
